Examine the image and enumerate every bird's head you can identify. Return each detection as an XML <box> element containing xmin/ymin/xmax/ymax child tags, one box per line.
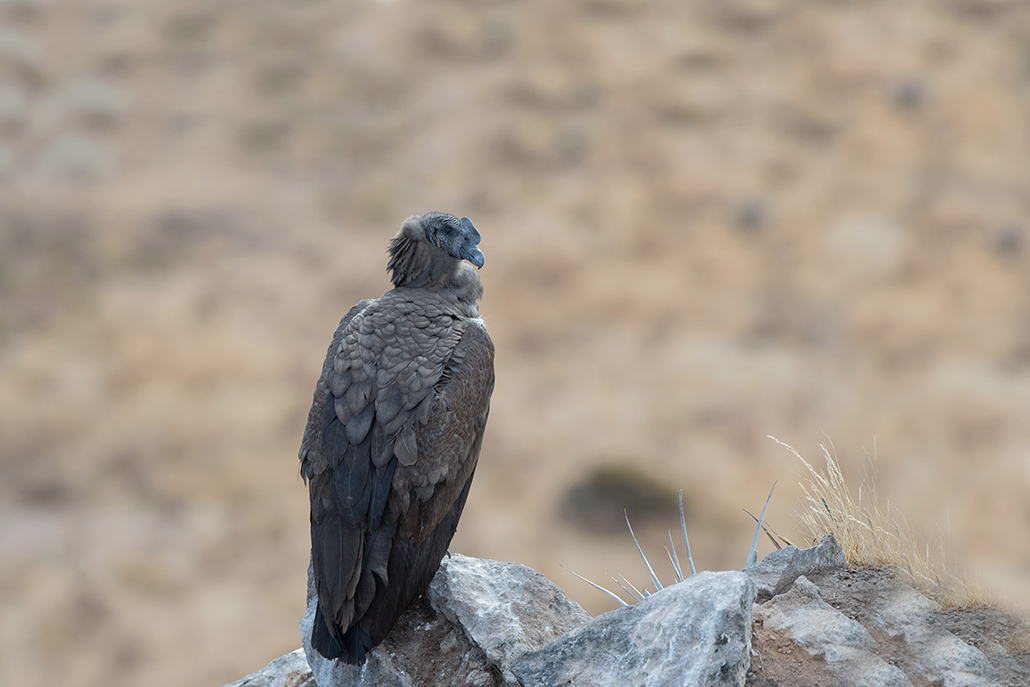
<box><xmin>387</xmin><ymin>213</ymin><xmax>486</xmax><ymax>291</ymax></box>
<box><xmin>421</xmin><ymin>212</ymin><xmax>485</xmax><ymax>269</ymax></box>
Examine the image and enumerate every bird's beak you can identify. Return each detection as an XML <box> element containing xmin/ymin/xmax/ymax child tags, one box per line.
<box><xmin>460</xmin><ymin>217</ymin><xmax>485</xmax><ymax>268</ymax></box>
<box><xmin>463</xmin><ymin>247</ymin><xmax>485</xmax><ymax>269</ymax></box>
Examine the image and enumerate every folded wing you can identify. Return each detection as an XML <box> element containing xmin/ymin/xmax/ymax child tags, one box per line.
<box><xmin>300</xmin><ymin>293</ymin><xmax>494</xmax><ymax>663</ymax></box>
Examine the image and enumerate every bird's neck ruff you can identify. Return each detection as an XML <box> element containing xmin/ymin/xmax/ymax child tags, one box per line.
<box><xmin>387</xmin><ymin>223</ymin><xmax>483</xmax><ymax>317</ymax></box>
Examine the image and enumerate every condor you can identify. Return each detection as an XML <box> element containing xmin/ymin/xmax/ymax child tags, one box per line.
<box><xmin>299</xmin><ymin>213</ymin><xmax>495</xmax><ymax>664</ymax></box>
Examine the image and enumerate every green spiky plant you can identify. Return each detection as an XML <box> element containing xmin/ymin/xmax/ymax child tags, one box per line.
<box><xmin>568</xmin><ymin>484</ymin><xmax>776</xmax><ymax>606</ymax></box>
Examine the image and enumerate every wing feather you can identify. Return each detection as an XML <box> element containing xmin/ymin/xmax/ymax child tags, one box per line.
<box><xmin>395</xmin><ymin>423</ymin><xmax>418</xmax><ymax>466</ymax></box>
<box><xmin>302</xmin><ymin>290</ymin><xmax>494</xmax><ymax>662</ymax></box>
<box><xmin>345</xmin><ymin>402</ymin><xmax>375</xmax><ymax>444</ymax></box>
<box><xmin>369</xmin><ymin>426</ymin><xmax>396</xmax><ymax>470</ymax></box>
<box><xmin>395</xmin><ymin>319</ymin><xmax>494</xmax><ymax>542</ymax></box>
<box><xmin>334</xmin><ymin>430</ymin><xmax>373</xmax><ymax>524</ymax></box>
<box><xmin>375</xmin><ymin>389</ymin><xmax>404</xmax><ymax>431</ymax></box>
<box><xmin>367</xmin><ymin>458</ymin><xmax>397</xmax><ymax>531</ymax></box>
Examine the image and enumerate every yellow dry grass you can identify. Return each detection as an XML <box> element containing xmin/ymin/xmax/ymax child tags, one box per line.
<box><xmin>773</xmin><ymin>436</ymin><xmax>986</xmax><ymax>609</ymax></box>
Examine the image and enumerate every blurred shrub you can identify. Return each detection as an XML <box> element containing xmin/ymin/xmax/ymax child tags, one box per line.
<box><xmin>560</xmin><ymin>461</ymin><xmax>682</xmax><ymax>533</ymax></box>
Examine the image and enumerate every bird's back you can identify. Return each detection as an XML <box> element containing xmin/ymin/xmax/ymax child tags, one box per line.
<box><xmin>301</xmin><ymin>268</ymin><xmax>493</xmax><ymax>664</ymax></box>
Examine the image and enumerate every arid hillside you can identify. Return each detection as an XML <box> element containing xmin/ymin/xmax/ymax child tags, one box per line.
<box><xmin>2</xmin><ymin>1</ymin><xmax>1030</xmax><ymax>686</ymax></box>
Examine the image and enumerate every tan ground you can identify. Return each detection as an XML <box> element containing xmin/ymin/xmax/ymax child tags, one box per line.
<box><xmin>2</xmin><ymin>0</ymin><xmax>1030</xmax><ymax>685</ymax></box>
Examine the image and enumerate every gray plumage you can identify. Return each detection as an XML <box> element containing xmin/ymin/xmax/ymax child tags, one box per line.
<box><xmin>299</xmin><ymin>213</ymin><xmax>494</xmax><ymax>664</ymax></box>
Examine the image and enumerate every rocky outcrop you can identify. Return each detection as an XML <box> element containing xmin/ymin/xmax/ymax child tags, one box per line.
<box><xmin>427</xmin><ymin>555</ymin><xmax>592</xmax><ymax>684</ymax></box>
<box><xmin>744</xmin><ymin>534</ymin><xmax>845</xmax><ymax>601</ymax></box>
<box><xmin>512</xmin><ymin>570</ymin><xmax>755</xmax><ymax>687</ymax></box>
<box><xmin>228</xmin><ymin>540</ymin><xmax>1030</xmax><ymax>687</ymax></box>
<box><xmin>750</xmin><ymin>565</ymin><xmax>1030</xmax><ymax>687</ymax></box>
<box><xmin>300</xmin><ymin>554</ymin><xmax>591</xmax><ymax>687</ymax></box>
<box><xmin>753</xmin><ymin>575</ymin><xmax>916</xmax><ymax>687</ymax></box>
<box><xmin>297</xmin><ymin>554</ymin><xmax>755</xmax><ymax>687</ymax></box>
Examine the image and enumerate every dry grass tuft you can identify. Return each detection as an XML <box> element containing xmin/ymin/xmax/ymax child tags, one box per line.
<box><xmin>770</xmin><ymin>436</ymin><xmax>987</xmax><ymax>609</ymax></box>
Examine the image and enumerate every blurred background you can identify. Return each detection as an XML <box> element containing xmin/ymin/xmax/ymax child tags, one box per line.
<box><xmin>2</xmin><ymin>0</ymin><xmax>1030</xmax><ymax>685</ymax></box>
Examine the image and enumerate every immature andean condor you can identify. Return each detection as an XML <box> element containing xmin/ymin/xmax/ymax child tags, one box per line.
<box><xmin>299</xmin><ymin>213</ymin><xmax>495</xmax><ymax>664</ymax></box>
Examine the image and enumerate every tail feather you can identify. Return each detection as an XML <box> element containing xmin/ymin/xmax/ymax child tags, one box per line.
<box><xmin>311</xmin><ymin>603</ymin><xmax>374</xmax><ymax>665</ymax></box>
<box><xmin>311</xmin><ymin>604</ymin><xmax>344</xmax><ymax>660</ymax></box>
<box><xmin>342</xmin><ymin>625</ymin><xmax>374</xmax><ymax>665</ymax></box>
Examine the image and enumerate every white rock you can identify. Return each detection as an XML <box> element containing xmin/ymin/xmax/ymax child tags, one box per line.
<box><xmin>428</xmin><ymin>553</ymin><xmax>591</xmax><ymax>684</ymax></box>
<box><xmin>511</xmin><ymin>570</ymin><xmax>756</xmax><ymax>687</ymax></box>
<box><xmin>222</xmin><ymin>649</ymin><xmax>314</xmax><ymax>687</ymax></box>
<box><xmin>865</xmin><ymin>577</ymin><xmax>993</xmax><ymax>687</ymax></box>
<box><xmin>755</xmin><ymin>575</ymin><xmax>913</xmax><ymax>687</ymax></box>
<box><xmin>745</xmin><ymin>534</ymin><xmax>845</xmax><ymax>600</ymax></box>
